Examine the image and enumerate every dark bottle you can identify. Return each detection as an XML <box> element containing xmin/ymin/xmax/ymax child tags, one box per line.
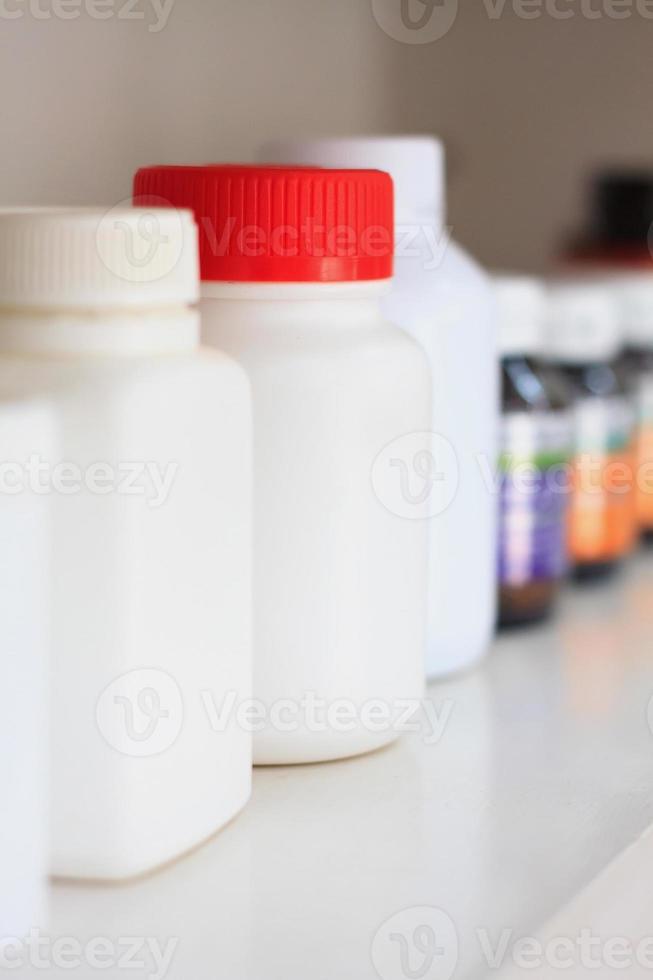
<box><xmin>546</xmin><ymin>281</ymin><xmax>636</xmax><ymax>578</ymax></box>
<box><xmin>495</xmin><ymin>277</ymin><xmax>571</xmax><ymax>627</ymax></box>
<box><xmin>616</xmin><ymin>277</ymin><xmax>653</xmax><ymax>540</ymax></box>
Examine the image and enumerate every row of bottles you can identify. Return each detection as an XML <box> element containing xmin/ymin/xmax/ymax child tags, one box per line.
<box><xmin>3</xmin><ymin>139</ymin><xmax>498</xmax><ymax>912</ymax></box>
<box><xmin>495</xmin><ymin>272</ymin><xmax>653</xmax><ymax>626</ymax></box>
<box><xmin>6</xmin><ymin>140</ymin><xmax>653</xmax><ymax>937</ymax></box>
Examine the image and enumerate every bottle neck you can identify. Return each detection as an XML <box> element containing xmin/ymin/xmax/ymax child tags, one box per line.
<box><xmin>200</xmin><ymin>280</ymin><xmax>388</xmax><ymax>326</ymax></box>
<box><xmin>0</xmin><ymin>307</ymin><xmax>199</xmax><ymax>356</ymax></box>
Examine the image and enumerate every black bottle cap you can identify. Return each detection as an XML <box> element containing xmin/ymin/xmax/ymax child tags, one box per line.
<box><xmin>593</xmin><ymin>171</ymin><xmax>653</xmax><ymax>246</ymax></box>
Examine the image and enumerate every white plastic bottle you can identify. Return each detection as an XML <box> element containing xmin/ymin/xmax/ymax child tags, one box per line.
<box><xmin>134</xmin><ymin>165</ymin><xmax>430</xmax><ymax>764</ymax></box>
<box><xmin>0</xmin><ymin>208</ymin><xmax>252</xmax><ymax>880</ymax></box>
<box><xmin>264</xmin><ymin>137</ymin><xmax>498</xmax><ymax>678</ymax></box>
<box><xmin>0</xmin><ymin>399</ymin><xmax>52</xmax><ymax>938</ymax></box>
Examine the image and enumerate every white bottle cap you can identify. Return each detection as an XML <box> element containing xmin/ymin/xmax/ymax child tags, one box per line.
<box><xmin>612</xmin><ymin>273</ymin><xmax>653</xmax><ymax>350</ymax></box>
<box><xmin>493</xmin><ymin>274</ymin><xmax>546</xmax><ymax>357</ymax></box>
<box><xmin>261</xmin><ymin>135</ymin><xmax>445</xmax><ymax>228</ymax></box>
<box><xmin>0</xmin><ymin>207</ymin><xmax>199</xmax><ymax>310</ymax></box>
<box><xmin>545</xmin><ymin>279</ymin><xmax>622</xmax><ymax>364</ymax></box>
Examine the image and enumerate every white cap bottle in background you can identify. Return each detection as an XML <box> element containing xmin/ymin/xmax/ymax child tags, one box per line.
<box><xmin>0</xmin><ymin>399</ymin><xmax>52</xmax><ymax>942</ymax></box>
<box><xmin>544</xmin><ymin>278</ymin><xmax>636</xmax><ymax>576</ymax></box>
<box><xmin>495</xmin><ymin>275</ymin><xmax>545</xmax><ymax>360</ymax></box>
<box><xmin>262</xmin><ymin>136</ymin><xmax>498</xmax><ymax>679</ymax></box>
<box><xmin>0</xmin><ymin>208</ymin><xmax>252</xmax><ymax>880</ymax></box>
<box><xmin>494</xmin><ymin>275</ymin><xmax>571</xmax><ymax>626</ymax></box>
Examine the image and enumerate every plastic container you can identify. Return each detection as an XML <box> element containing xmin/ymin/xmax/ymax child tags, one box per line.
<box><xmin>0</xmin><ymin>399</ymin><xmax>52</xmax><ymax>938</ymax></box>
<box><xmin>494</xmin><ymin>276</ymin><xmax>570</xmax><ymax>627</ymax></box>
<box><xmin>263</xmin><ymin>137</ymin><xmax>498</xmax><ymax>678</ymax></box>
<box><xmin>0</xmin><ymin>208</ymin><xmax>252</xmax><ymax>880</ymax></box>
<box><xmin>134</xmin><ymin>165</ymin><xmax>430</xmax><ymax>764</ymax></box>
<box><xmin>545</xmin><ymin>279</ymin><xmax>636</xmax><ymax>578</ymax></box>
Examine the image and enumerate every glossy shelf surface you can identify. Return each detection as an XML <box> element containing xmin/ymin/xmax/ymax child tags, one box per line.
<box><xmin>29</xmin><ymin>552</ymin><xmax>653</xmax><ymax>980</ymax></box>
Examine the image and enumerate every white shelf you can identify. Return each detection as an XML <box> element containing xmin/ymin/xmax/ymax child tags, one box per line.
<box><xmin>37</xmin><ymin>553</ymin><xmax>653</xmax><ymax>980</ymax></box>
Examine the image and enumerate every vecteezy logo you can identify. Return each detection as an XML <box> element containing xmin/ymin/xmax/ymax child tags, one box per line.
<box><xmin>372</xmin><ymin>907</ymin><xmax>459</xmax><ymax>980</ymax></box>
<box><xmin>371</xmin><ymin>432</ymin><xmax>458</xmax><ymax>520</ymax></box>
<box><xmin>96</xmin><ymin>668</ymin><xmax>184</xmax><ymax>757</ymax></box>
<box><xmin>96</xmin><ymin>196</ymin><xmax>185</xmax><ymax>284</ymax></box>
<box><xmin>116</xmin><ymin>212</ymin><xmax>169</xmax><ymax>269</ymax></box>
<box><xmin>371</xmin><ymin>0</ymin><xmax>458</xmax><ymax>43</ymax></box>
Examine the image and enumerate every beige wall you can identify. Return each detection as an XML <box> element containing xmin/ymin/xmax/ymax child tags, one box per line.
<box><xmin>0</xmin><ymin>0</ymin><xmax>395</xmax><ymax>206</ymax></box>
<box><xmin>388</xmin><ymin>1</ymin><xmax>653</xmax><ymax>271</ymax></box>
<box><xmin>1</xmin><ymin>0</ymin><xmax>651</xmax><ymax>272</ymax></box>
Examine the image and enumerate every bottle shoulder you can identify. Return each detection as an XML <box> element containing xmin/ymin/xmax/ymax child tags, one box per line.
<box><xmin>439</xmin><ymin>238</ymin><xmax>489</xmax><ymax>283</ymax></box>
<box><xmin>396</xmin><ymin>236</ymin><xmax>489</xmax><ymax>284</ymax></box>
<box><xmin>202</xmin><ymin>314</ymin><xmax>430</xmax><ymax>408</ymax></box>
<box><xmin>387</xmin><ymin>240</ymin><xmax>495</xmax><ymax>329</ymax></box>
<box><xmin>203</xmin><ymin>307</ymin><xmax>425</xmax><ymax>357</ymax></box>
<box><xmin>0</xmin><ymin>347</ymin><xmax>249</xmax><ymax>403</ymax></box>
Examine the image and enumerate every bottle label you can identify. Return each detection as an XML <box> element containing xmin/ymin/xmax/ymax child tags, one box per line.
<box><xmin>568</xmin><ymin>395</ymin><xmax>636</xmax><ymax>562</ymax></box>
<box><xmin>498</xmin><ymin>411</ymin><xmax>571</xmax><ymax>586</ymax></box>
<box><xmin>633</xmin><ymin>371</ymin><xmax>653</xmax><ymax>529</ymax></box>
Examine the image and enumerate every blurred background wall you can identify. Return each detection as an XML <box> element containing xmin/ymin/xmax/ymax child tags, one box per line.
<box><xmin>1</xmin><ymin>0</ymin><xmax>652</xmax><ymax>271</ymax></box>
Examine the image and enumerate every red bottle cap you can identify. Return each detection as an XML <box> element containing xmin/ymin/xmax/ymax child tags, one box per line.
<box><xmin>133</xmin><ymin>165</ymin><xmax>393</xmax><ymax>283</ymax></box>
